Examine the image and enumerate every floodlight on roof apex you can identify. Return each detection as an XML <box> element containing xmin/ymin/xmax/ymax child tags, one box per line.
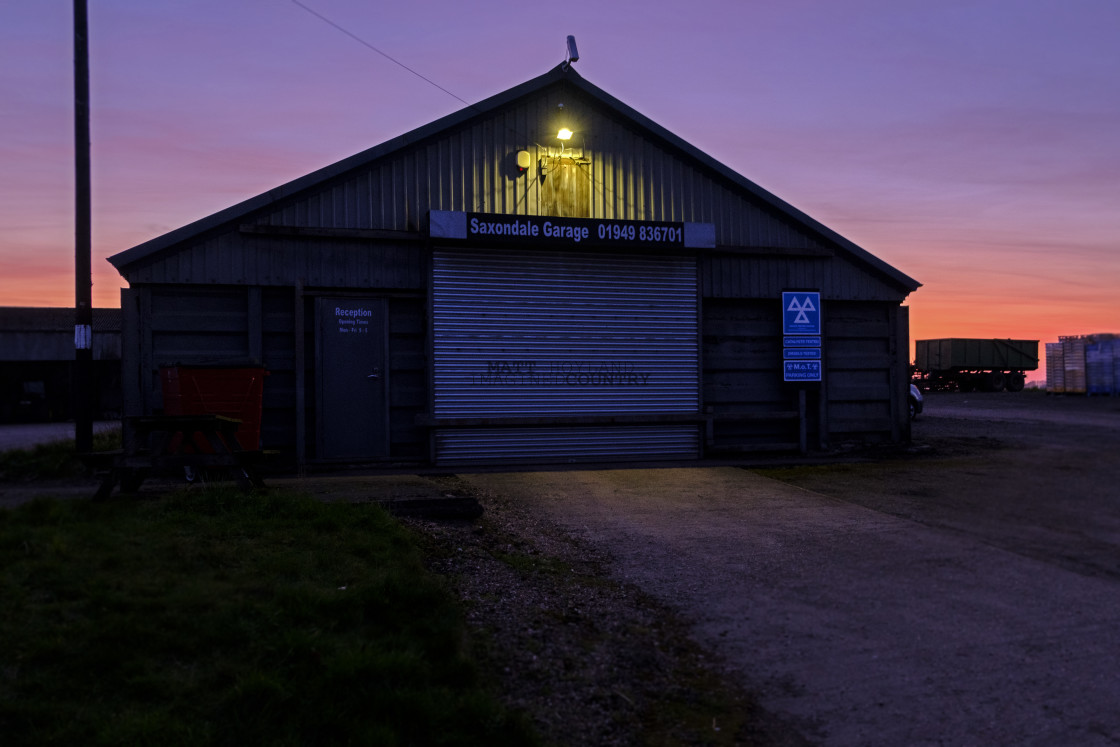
<box><xmin>566</xmin><ymin>36</ymin><xmax>579</xmax><ymax>64</ymax></box>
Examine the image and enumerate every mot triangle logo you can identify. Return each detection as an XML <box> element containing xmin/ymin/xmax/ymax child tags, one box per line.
<box><xmin>782</xmin><ymin>291</ymin><xmax>821</xmax><ymax>335</ymax></box>
<box><xmin>787</xmin><ymin>295</ymin><xmax>816</xmax><ymax>325</ymax></box>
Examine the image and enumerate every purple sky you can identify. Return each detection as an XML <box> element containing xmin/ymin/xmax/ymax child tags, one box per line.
<box><xmin>2</xmin><ymin>1</ymin><xmax>1118</xmax><ymax>374</ymax></box>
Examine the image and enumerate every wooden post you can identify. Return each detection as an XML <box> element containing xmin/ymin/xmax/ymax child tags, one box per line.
<box><xmin>798</xmin><ymin>388</ymin><xmax>807</xmax><ymax>455</ymax></box>
<box><xmin>73</xmin><ymin>0</ymin><xmax>93</xmax><ymax>453</ymax></box>
<box><xmin>294</xmin><ymin>280</ymin><xmax>306</xmax><ymax>475</ymax></box>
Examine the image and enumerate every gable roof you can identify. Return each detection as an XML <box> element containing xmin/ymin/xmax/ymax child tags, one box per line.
<box><xmin>108</xmin><ymin>64</ymin><xmax>919</xmax><ymax>292</ymax></box>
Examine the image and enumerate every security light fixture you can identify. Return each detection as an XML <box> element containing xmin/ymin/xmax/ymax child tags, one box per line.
<box><xmin>556</xmin><ymin>128</ymin><xmax>573</xmax><ymax>141</ymax></box>
<box><xmin>561</xmin><ymin>35</ymin><xmax>579</xmax><ymax>70</ymax></box>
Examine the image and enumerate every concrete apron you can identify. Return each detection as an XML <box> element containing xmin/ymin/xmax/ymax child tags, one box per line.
<box><xmin>463</xmin><ymin>467</ymin><xmax>1120</xmax><ymax>747</ymax></box>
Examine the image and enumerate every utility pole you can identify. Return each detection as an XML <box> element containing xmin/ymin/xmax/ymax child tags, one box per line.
<box><xmin>74</xmin><ymin>0</ymin><xmax>93</xmax><ymax>453</ymax></box>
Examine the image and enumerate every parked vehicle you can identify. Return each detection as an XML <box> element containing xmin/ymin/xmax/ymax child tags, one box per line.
<box><xmin>913</xmin><ymin>338</ymin><xmax>1038</xmax><ymax>392</ymax></box>
<box><xmin>908</xmin><ymin>384</ymin><xmax>923</xmax><ymax>420</ymax></box>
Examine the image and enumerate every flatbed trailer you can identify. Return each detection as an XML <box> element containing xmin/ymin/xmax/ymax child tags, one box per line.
<box><xmin>913</xmin><ymin>338</ymin><xmax>1039</xmax><ymax>392</ymax></box>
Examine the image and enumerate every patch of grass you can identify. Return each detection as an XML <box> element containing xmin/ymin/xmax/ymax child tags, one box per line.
<box><xmin>0</xmin><ymin>488</ymin><xmax>537</xmax><ymax>746</ymax></box>
<box><xmin>754</xmin><ymin>462</ymin><xmax>869</xmax><ymax>482</ymax></box>
<box><xmin>489</xmin><ymin>547</ymin><xmax>573</xmax><ymax>576</ymax></box>
<box><xmin>638</xmin><ymin>650</ymin><xmax>761</xmax><ymax>746</ymax></box>
<box><xmin>0</xmin><ymin>429</ymin><xmax>122</xmax><ymax>481</ymax></box>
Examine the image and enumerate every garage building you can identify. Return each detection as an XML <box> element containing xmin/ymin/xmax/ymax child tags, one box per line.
<box><xmin>108</xmin><ymin>63</ymin><xmax>920</xmax><ymax>469</ymax></box>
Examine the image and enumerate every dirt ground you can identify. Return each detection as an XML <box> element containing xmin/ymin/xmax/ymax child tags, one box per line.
<box><xmin>460</xmin><ymin>391</ymin><xmax>1120</xmax><ymax>745</ymax></box>
<box><xmin>807</xmin><ymin>391</ymin><xmax>1120</xmax><ymax>582</ymax></box>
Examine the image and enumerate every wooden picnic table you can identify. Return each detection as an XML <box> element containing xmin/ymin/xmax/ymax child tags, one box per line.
<box><xmin>90</xmin><ymin>414</ymin><xmax>265</xmax><ymax>500</ymax></box>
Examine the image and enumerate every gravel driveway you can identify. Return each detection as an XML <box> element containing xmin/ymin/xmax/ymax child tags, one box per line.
<box><xmin>462</xmin><ymin>393</ymin><xmax>1120</xmax><ymax>746</ymax></box>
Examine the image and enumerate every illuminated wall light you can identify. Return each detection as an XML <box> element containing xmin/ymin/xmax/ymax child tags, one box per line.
<box><xmin>556</xmin><ymin>128</ymin><xmax>573</xmax><ymax>140</ymax></box>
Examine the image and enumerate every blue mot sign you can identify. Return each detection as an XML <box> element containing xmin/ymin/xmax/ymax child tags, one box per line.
<box><xmin>784</xmin><ymin>360</ymin><xmax>822</xmax><ymax>381</ymax></box>
<box><xmin>782</xmin><ymin>292</ymin><xmax>821</xmax><ymax>336</ymax></box>
<box><xmin>782</xmin><ymin>292</ymin><xmax>822</xmax><ymax>382</ymax></box>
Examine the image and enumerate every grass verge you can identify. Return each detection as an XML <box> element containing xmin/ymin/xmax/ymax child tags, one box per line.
<box><xmin>0</xmin><ymin>488</ymin><xmax>537</xmax><ymax>746</ymax></box>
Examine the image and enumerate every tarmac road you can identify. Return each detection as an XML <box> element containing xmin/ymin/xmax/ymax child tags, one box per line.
<box><xmin>463</xmin><ymin>393</ymin><xmax>1120</xmax><ymax>746</ymax></box>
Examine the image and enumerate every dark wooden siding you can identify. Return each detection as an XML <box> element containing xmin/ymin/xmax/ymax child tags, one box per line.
<box><xmin>267</xmin><ymin>89</ymin><xmax>840</xmax><ymax>246</ymax></box>
<box><xmin>119</xmin><ymin>84</ymin><xmax>909</xmax><ymax>302</ymax></box>
<box><xmin>125</xmin><ymin>235</ymin><xmax>426</xmax><ymax>290</ymax></box>
<box><xmin>824</xmin><ymin>302</ymin><xmax>908</xmax><ymax>442</ymax></box>
<box><xmin>387</xmin><ymin>296</ymin><xmax>428</xmax><ymax>460</ymax></box>
<box><xmin>702</xmin><ymin>299</ymin><xmax>801</xmax><ymax>448</ymax></box>
<box><xmin>124</xmin><ymin>283</ymin><xmax>427</xmax><ymax>462</ymax></box>
<box><xmin>261</xmin><ymin>287</ymin><xmax>297</xmax><ymax>452</ymax></box>
<box><xmin>700</xmin><ymin>251</ymin><xmax>905</xmax><ymax>302</ymax></box>
<box><xmin>702</xmin><ymin>297</ymin><xmax>907</xmax><ymax>448</ymax></box>
<box><xmin>114</xmin><ymin>76</ymin><xmax>915</xmax><ymax>459</ymax></box>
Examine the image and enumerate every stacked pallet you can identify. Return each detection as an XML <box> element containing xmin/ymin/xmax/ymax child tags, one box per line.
<box><xmin>1087</xmin><ymin>339</ymin><xmax>1119</xmax><ymax>395</ymax></box>
<box><xmin>1050</xmin><ymin>334</ymin><xmax>1119</xmax><ymax>395</ymax></box>
<box><xmin>1045</xmin><ymin>342</ymin><xmax>1065</xmax><ymax>393</ymax></box>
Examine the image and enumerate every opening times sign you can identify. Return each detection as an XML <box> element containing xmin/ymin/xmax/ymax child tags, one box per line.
<box><xmin>782</xmin><ymin>292</ymin><xmax>822</xmax><ymax>382</ymax></box>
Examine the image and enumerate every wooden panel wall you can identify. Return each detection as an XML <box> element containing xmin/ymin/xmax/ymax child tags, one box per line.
<box><xmin>702</xmin><ymin>299</ymin><xmax>801</xmax><ymax>447</ymax></box>
<box><xmin>824</xmin><ymin>302</ymin><xmax>903</xmax><ymax>442</ymax></box>
<box><xmin>702</xmin><ymin>297</ymin><xmax>905</xmax><ymax>447</ymax></box>
<box><xmin>701</xmin><ymin>252</ymin><xmax>904</xmax><ymax>302</ymax></box>
<box><xmin>120</xmin><ymin>84</ymin><xmax>916</xmax><ymax>303</ymax></box>
<box><xmin>126</xmin><ymin>236</ymin><xmax>426</xmax><ymax>291</ymax></box>
<box><xmin>123</xmin><ymin>283</ymin><xmax>428</xmax><ymax>463</ymax></box>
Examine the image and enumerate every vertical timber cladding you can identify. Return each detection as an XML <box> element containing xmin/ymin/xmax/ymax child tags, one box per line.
<box><xmin>429</xmin><ymin>211</ymin><xmax>714</xmax><ymax>465</ymax></box>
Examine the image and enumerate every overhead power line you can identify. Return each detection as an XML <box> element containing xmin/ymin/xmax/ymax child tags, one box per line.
<box><xmin>290</xmin><ymin>0</ymin><xmax>470</xmax><ymax>106</ymax></box>
<box><xmin>288</xmin><ymin>1</ymin><xmax>590</xmax><ymax>214</ymax></box>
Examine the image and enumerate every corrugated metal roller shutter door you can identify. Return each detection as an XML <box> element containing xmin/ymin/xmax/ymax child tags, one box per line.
<box><xmin>433</xmin><ymin>248</ymin><xmax>699</xmax><ymax>464</ymax></box>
